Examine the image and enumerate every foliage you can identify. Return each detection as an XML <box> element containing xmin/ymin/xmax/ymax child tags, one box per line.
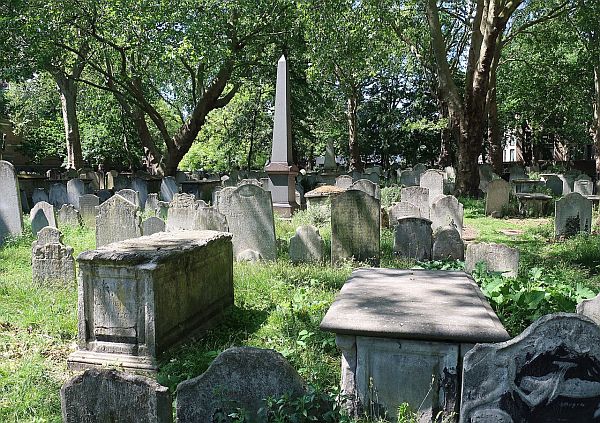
<box><xmin>380</xmin><ymin>186</ymin><xmax>402</xmax><ymax>208</ymax></box>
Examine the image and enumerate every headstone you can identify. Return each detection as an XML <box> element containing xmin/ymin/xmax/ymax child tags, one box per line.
<box><xmin>460</xmin><ymin>313</ymin><xmax>600</xmax><ymax>423</ymax></box>
<box><xmin>176</xmin><ymin>347</ymin><xmax>305</xmax><ymax>423</ymax></box>
<box><xmin>558</xmin><ymin>173</ymin><xmax>574</xmax><ymax>195</ymax></box>
<box><xmin>478</xmin><ymin>164</ymin><xmax>494</xmax><ymax>193</ymax></box>
<box><xmin>464</xmin><ymin>242</ymin><xmax>519</xmax><ymax>277</ymax></box>
<box><xmin>432</xmin><ymin>226</ymin><xmax>464</xmax><ymax>261</ymax></box>
<box><xmin>78</xmin><ymin>194</ymin><xmax>99</xmax><ymax>228</ymax></box>
<box><xmin>175</xmin><ymin>170</ymin><xmax>188</xmax><ymax>183</ymax></box>
<box><xmin>335</xmin><ymin>175</ymin><xmax>353</xmax><ymax>189</ymax></box>
<box><xmin>217</xmin><ymin>184</ymin><xmax>276</xmax><ymax>261</ymax></box>
<box><xmin>116</xmin><ymin>188</ymin><xmax>140</xmax><ymax>207</ymax></box>
<box><xmin>388</xmin><ymin>201</ymin><xmax>421</xmax><ymax>226</ymax></box>
<box><xmin>574</xmin><ymin>179</ymin><xmax>593</xmax><ymax>196</ymax></box>
<box><xmin>145</xmin><ymin>193</ymin><xmax>159</xmax><ymax>212</ymax></box>
<box><xmin>49</xmin><ymin>183</ymin><xmax>69</xmax><ymax>208</ymax></box>
<box><xmin>61</xmin><ymin>369</ymin><xmax>172</xmax><ymax>423</ymax></box>
<box><xmin>141</xmin><ymin>216</ymin><xmax>166</xmax><ymax>236</ymax></box>
<box><xmin>57</xmin><ymin>204</ymin><xmax>82</xmax><ymax>227</ymax></box>
<box><xmin>31</xmin><ymin>227</ymin><xmax>75</xmax><ymax>285</ymax></box>
<box><xmin>165</xmin><ymin>193</ymin><xmax>227</xmax><ymax>232</ymax></box>
<box><xmin>555</xmin><ymin>192</ymin><xmax>592</xmax><ymax>237</ymax></box>
<box><xmin>420</xmin><ymin>169</ymin><xmax>445</xmax><ymax>205</ymax></box>
<box><xmin>401</xmin><ymin>186</ymin><xmax>429</xmax><ymax>219</ymax></box>
<box><xmin>30</xmin><ymin>201</ymin><xmax>57</xmax><ymax>236</ymax></box>
<box><xmin>393</xmin><ymin>217</ymin><xmax>433</xmax><ymax>261</ymax></box>
<box><xmin>444</xmin><ymin>166</ymin><xmax>456</xmax><ymax>182</ymax></box>
<box><xmin>131</xmin><ymin>178</ymin><xmax>149</xmax><ymax>209</ymax></box>
<box><xmin>485</xmin><ymin>179</ymin><xmax>511</xmax><ymax>216</ymax></box>
<box><xmin>430</xmin><ymin>195</ymin><xmax>464</xmax><ymax>234</ymax></box>
<box><xmin>20</xmin><ymin>188</ymin><xmax>30</xmax><ymax>213</ymax></box>
<box><xmin>289</xmin><ymin>225</ymin><xmax>325</xmax><ymax>263</ymax></box>
<box><xmin>160</xmin><ymin>176</ymin><xmax>179</xmax><ymax>202</ymax></box>
<box><xmin>348</xmin><ymin>179</ymin><xmax>380</xmax><ymax>200</ymax></box>
<box><xmin>577</xmin><ymin>293</ymin><xmax>600</xmax><ymax>325</ymax></box>
<box><xmin>95</xmin><ymin>189</ymin><xmax>112</xmax><ymax>203</ymax></box>
<box><xmin>544</xmin><ymin>174</ymin><xmax>563</xmax><ymax>196</ymax></box>
<box><xmin>32</xmin><ymin>188</ymin><xmax>49</xmax><ymax>205</ymax></box>
<box><xmin>238</xmin><ymin>178</ymin><xmax>262</xmax><ymax>187</ymax></box>
<box><xmin>67</xmin><ymin>179</ymin><xmax>86</xmax><ymax>209</ymax></box>
<box><xmin>95</xmin><ymin>194</ymin><xmax>141</xmax><ymax>247</ymax></box>
<box><xmin>331</xmin><ymin>190</ymin><xmax>380</xmax><ymax>265</ymax></box>
<box><xmin>323</xmin><ymin>139</ymin><xmax>337</xmax><ymax>171</ymax></box>
<box><xmin>508</xmin><ymin>164</ymin><xmax>526</xmax><ymax>181</ymax></box>
<box><xmin>105</xmin><ymin>170</ymin><xmax>118</xmax><ymax>189</ymax></box>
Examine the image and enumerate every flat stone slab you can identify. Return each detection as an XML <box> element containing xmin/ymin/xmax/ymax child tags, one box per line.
<box><xmin>320</xmin><ymin>268</ymin><xmax>509</xmax><ymax>344</ymax></box>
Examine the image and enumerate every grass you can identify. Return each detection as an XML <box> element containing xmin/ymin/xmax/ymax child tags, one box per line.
<box><xmin>1</xmin><ymin>202</ymin><xmax>600</xmax><ymax>422</ymax></box>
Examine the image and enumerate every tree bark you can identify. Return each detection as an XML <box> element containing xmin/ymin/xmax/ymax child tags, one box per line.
<box><xmin>54</xmin><ymin>74</ymin><xmax>84</xmax><ymax>170</ymax></box>
<box><xmin>347</xmin><ymin>90</ymin><xmax>363</xmax><ymax>172</ymax></box>
<box><xmin>487</xmin><ymin>42</ymin><xmax>503</xmax><ymax>175</ymax></box>
<box><xmin>593</xmin><ymin>64</ymin><xmax>600</xmax><ymax>176</ymax></box>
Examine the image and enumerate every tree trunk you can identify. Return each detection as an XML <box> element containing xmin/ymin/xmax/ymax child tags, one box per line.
<box><xmin>347</xmin><ymin>90</ymin><xmax>363</xmax><ymax>172</ymax></box>
<box><xmin>133</xmin><ymin>109</ymin><xmax>164</xmax><ymax>176</ymax></box>
<box><xmin>487</xmin><ymin>43</ymin><xmax>503</xmax><ymax>175</ymax></box>
<box><xmin>55</xmin><ymin>74</ymin><xmax>84</xmax><ymax>170</ymax></box>
<box><xmin>593</xmin><ymin>64</ymin><xmax>600</xmax><ymax>176</ymax></box>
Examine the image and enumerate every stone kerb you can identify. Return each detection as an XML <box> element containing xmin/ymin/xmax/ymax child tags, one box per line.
<box><xmin>464</xmin><ymin>242</ymin><xmax>519</xmax><ymax>278</ymax></box>
<box><xmin>0</xmin><ymin>160</ymin><xmax>23</xmax><ymax>245</ymax></box>
<box><xmin>555</xmin><ymin>192</ymin><xmax>592</xmax><ymax>237</ymax></box>
<box><xmin>460</xmin><ymin>313</ymin><xmax>600</xmax><ymax>423</ymax></box>
<box><xmin>393</xmin><ymin>217</ymin><xmax>433</xmax><ymax>261</ymax></box>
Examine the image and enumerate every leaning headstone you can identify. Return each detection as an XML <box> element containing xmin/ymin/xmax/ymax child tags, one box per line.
<box><xmin>176</xmin><ymin>347</ymin><xmax>305</xmax><ymax>423</ymax></box>
<box><xmin>432</xmin><ymin>226</ymin><xmax>464</xmax><ymax>261</ymax></box>
<box><xmin>393</xmin><ymin>217</ymin><xmax>432</xmax><ymax>261</ymax></box>
<box><xmin>78</xmin><ymin>194</ymin><xmax>99</xmax><ymax>228</ymax></box>
<box><xmin>401</xmin><ymin>186</ymin><xmax>430</xmax><ymax>219</ymax></box>
<box><xmin>217</xmin><ymin>184</ymin><xmax>276</xmax><ymax>261</ymax></box>
<box><xmin>544</xmin><ymin>174</ymin><xmax>563</xmax><ymax>196</ymax></box>
<box><xmin>49</xmin><ymin>183</ymin><xmax>69</xmax><ymax>208</ymax></box>
<box><xmin>30</xmin><ymin>201</ymin><xmax>57</xmax><ymax>236</ymax></box>
<box><xmin>420</xmin><ymin>169</ymin><xmax>445</xmax><ymax>205</ymax></box>
<box><xmin>289</xmin><ymin>225</ymin><xmax>324</xmax><ymax>263</ymax></box>
<box><xmin>141</xmin><ymin>216</ymin><xmax>166</xmax><ymax>236</ymax></box>
<box><xmin>335</xmin><ymin>175</ymin><xmax>353</xmax><ymax>189</ymax></box>
<box><xmin>160</xmin><ymin>176</ymin><xmax>179</xmax><ymax>202</ymax></box>
<box><xmin>485</xmin><ymin>179</ymin><xmax>511</xmax><ymax>216</ymax></box>
<box><xmin>57</xmin><ymin>204</ymin><xmax>82</xmax><ymax>228</ymax></box>
<box><xmin>32</xmin><ymin>188</ymin><xmax>49</xmax><ymax>205</ymax></box>
<box><xmin>67</xmin><ymin>178</ymin><xmax>86</xmax><ymax>209</ymax></box>
<box><xmin>577</xmin><ymin>293</ymin><xmax>600</xmax><ymax>326</ymax></box>
<box><xmin>61</xmin><ymin>369</ymin><xmax>172</xmax><ymax>423</ymax></box>
<box><xmin>429</xmin><ymin>195</ymin><xmax>464</xmax><ymax>234</ymax></box>
<box><xmin>464</xmin><ymin>242</ymin><xmax>519</xmax><ymax>277</ymax></box>
<box><xmin>0</xmin><ymin>161</ymin><xmax>23</xmax><ymax>245</ymax></box>
<box><xmin>574</xmin><ymin>179</ymin><xmax>593</xmax><ymax>196</ymax></box>
<box><xmin>131</xmin><ymin>178</ymin><xmax>149</xmax><ymax>210</ymax></box>
<box><xmin>331</xmin><ymin>190</ymin><xmax>380</xmax><ymax>265</ymax></box>
<box><xmin>32</xmin><ymin>227</ymin><xmax>75</xmax><ymax>285</ymax></box>
<box><xmin>116</xmin><ymin>188</ymin><xmax>140</xmax><ymax>207</ymax></box>
<box><xmin>388</xmin><ymin>201</ymin><xmax>421</xmax><ymax>226</ymax></box>
<box><xmin>555</xmin><ymin>192</ymin><xmax>592</xmax><ymax>237</ymax></box>
<box><xmin>348</xmin><ymin>179</ymin><xmax>380</xmax><ymax>200</ymax></box>
<box><xmin>460</xmin><ymin>313</ymin><xmax>600</xmax><ymax>423</ymax></box>
<box><xmin>95</xmin><ymin>194</ymin><xmax>141</xmax><ymax>247</ymax></box>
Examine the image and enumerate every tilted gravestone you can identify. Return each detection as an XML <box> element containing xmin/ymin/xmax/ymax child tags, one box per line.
<box><xmin>420</xmin><ymin>170</ymin><xmax>445</xmax><ymax>205</ymax></box>
<box><xmin>460</xmin><ymin>313</ymin><xmax>600</xmax><ymax>423</ymax></box>
<box><xmin>57</xmin><ymin>204</ymin><xmax>82</xmax><ymax>228</ymax></box>
<box><xmin>95</xmin><ymin>194</ymin><xmax>142</xmax><ymax>247</ymax></box>
<box><xmin>388</xmin><ymin>202</ymin><xmax>421</xmax><ymax>227</ymax></box>
<box><xmin>555</xmin><ymin>192</ymin><xmax>592</xmax><ymax>237</ymax></box>
<box><xmin>331</xmin><ymin>190</ymin><xmax>380</xmax><ymax>265</ymax></box>
<box><xmin>577</xmin><ymin>293</ymin><xmax>600</xmax><ymax>326</ymax></box>
<box><xmin>393</xmin><ymin>217</ymin><xmax>433</xmax><ymax>261</ymax></box>
<box><xmin>67</xmin><ymin>178</ymin><xmax>86</xmax><ymax>209</ymax></box>
<box><xmin>30</xmin><ymin>201</ymin><xmax>57</xmax><ymax>236</ymax></box>
<box><xmin>0</xmin><ymin>160</ymin><xmax>23</xmax><ymax>245</ymax></box>
<box><xmin>289</xmin><ymin>225</ymin><xmax>325</xmax><ymax>263</ymax></box>
<box><xmin>432</xmin><ymin>226</ymin><xmax>464</xmax><ymax>261</ymax></box>
<box><xmin>176</xmin><ymin>347</ymin><xmax>306</xmax><ymax>423</ymax></box>
<box><xmin>217</xmin><ymin>184</ymin><xmax>276</xmax><ymax>261</ymax></box>
<box><xmin>49</xmin><ymin>183</ymin><xmax>69</xmax><ymax>208</ymax></box>
<box><xmin>160</xmin><ymin>176</ymin><xmax>179</xmax><ymax>202</ymax></box>
<box><xmin>78</xmin><ymin>194</ymin><xmax>99</xmax><ymax>228</ymax></box>
<box><xmin>131</xmin><ymin>177</ymin><xmax>149</xmax><ymax>210</ymax></box>
<box><xmin>348</xmin><ymin>179</ymin><xmax>380</xmax><ymax>200</ymax></box>
<box><xmin>335</xmin><ymin>175</ymin><xmax>353</xmax><ymax>189</ymax></box>
<box><xmin>430</xmin><ymin>195</ymin><xmax>464</xmax><ymax>234</ymax></box>
<box><xmin>464</xmin><ymin>242</ymin><xmax>519</xmax><ymax>278</ymax></box>
<box><xmin>32</xmin><ymin>187</ymin><xmax>49</xmax><ymax>205</ymax></box>
<box><xmin>142</xmin><ymin>216</ymin><xmax>166</xmax><ymax>236</ymax></box>
<box><xmin>61</xmin><ymin>369</ymin><xmax>172</xmax><ymax>423</ymax></box>
<box><xmin>485</xmin><ymin>179</ymin><xmax>511</xmax><ymax>216</ymax></box>
<box><xmin>116</xmin><ymin>188</ymin><xmax>140</xmax><ymax>208</ymax></box>
<box><xmin>32</xmin><ymin>227</ymin><xmax>75</xmax><ymax>285</ymax></box>
<box><xmin>401</xmin><ymin>186</ymin><xmax>430</xmax><ymax>219</ymax></box>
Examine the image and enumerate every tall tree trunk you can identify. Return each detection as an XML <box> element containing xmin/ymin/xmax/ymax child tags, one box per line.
<box><xmin>593</xmin><ymin>64</ymin><xmax>600</xmax><ymax>176</ymax></box>
<box><xmin>55</xmin><ymin>74</ymin><xmax>84</xmax><ymax>170</ymax></box>
<box><xmin>347</xmin><ymin>91</ymin><xmax>363</xmax><ymax>172</ymax></box>
<box><xmin>487</xmin><ymin>43</ymin><xmax>503</xmax><ymax>175</ymax></box>
<box><xmin>132</xmin><ymin>109</ymin><xmax>164</xmax><ymax>176</ymax></box>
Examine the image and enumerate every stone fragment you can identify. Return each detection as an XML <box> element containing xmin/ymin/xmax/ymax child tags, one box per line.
<box><xmin>32</xmin><ymin>227</ymin><xmax>75</xmax><ymax>284</ymax></box>
<box><xmin>430</xmin><ymin>195</ymin><xmax>464</xmax><ymax>234</ymax></box>
<box><xmin>95</xmin><ymin>194</ymin><xmax>141</xmax><ymax>247</ymax></box>
<box><xmin>432</xmin><ymin>226</ymin><xmax>464</xmax><ymax>261</ymax></box>
<box><xmin>348</xmin><ymin>178</ymin><xmax>380</xmax><ymax>200</ymax></box>
<box><xmin>78</xmin><ymin>194</ymin><xmax>99</xmax><ymax>228</ymax></box>
<box><xmin>67</xmin><ymin>178</ymin><xmax>86</xmax><ymax>209</ymax></box>
<box><xmin>57</xmin><ymin>204</ymin><xmax>82</xmax><ymax>228</ymax></box>
<box><xmin>401</xmin><ymin>186</ymin><xmax>430</xmax><ymax>219</ymax></box>
<box><xmin>289</xmin><ymin>225</ymin><xmax>324</xmax><ymax>263</ymax></box>
<box><xmin>393</xmin><ymin>217</ymin><xmax>433</xmax><ymax>261</ymax></box>
<box><xmin>555</xmin><ymin>192</ymin><xmax>592</xmax><ymax>237</ymax></box>
<box><xmin>485</xmin><ymin>179</ymin><xmax>511</xmax><ymax>216</ymax></box>
<box><xmin>49</xmin><ymin>183</ymin><xmax>69</xmax><ymax>208</ymax></box>
<box><xmin>464</xmin><ymin>242</ymin><xmax>519</xmax><ymax>277</ymax></box>
<box><xmin>236</xmin><ymin>249</ymin><xmax>263</xmax><ymax>262</ymax></box>
<box><xmin>30</xmin><ymin>201</ymin><xmax>57</xmax><ymax>236</ymax></box>
<box><xmin>142</xmin><ymin>216</ymin><xmax>166</xmax><ymax>236</ymax></box>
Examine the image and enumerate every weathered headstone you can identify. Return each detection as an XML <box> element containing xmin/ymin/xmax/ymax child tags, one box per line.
<box><xmin>460</xmin><ymin>313</ymin><xmax>600</xmax><ymax>423</ymax></box>
<box><xmin>78</xmin><ymin>194</ymin><xmax>99</xmax><ymax>228</ymax></box>
<box><xmin>393</xmin><ymin>217</ymin><xmax>433</xmax><ymax>261</ymax></box>
<box><xmin>399</xmin><ymin>168</ymin><xmax>419</xmax><ymax>187</ymax></box>
<box><xmin>331</xmin><ymin>190</ymin><xmax>380</xmax><ymax>265</ymax></box>
<box><xmin>574</xmin><ymin>179</ymin><xmax>593</xmax><ymax>196</ymax></box>
<box><xmin>57</xmin><ymin>204</ymin><xmax>82</xmax><ymax>227</ymax></box>
<box><xmin>116</xmin><ymin>188</ymin><xmax>140</xmax><ymax>207</ymax></box>
<box><xmin>388</xmin><ymin>201</ymin><xmax>421</xmax><ymax>226</ymax></box>
<box><xmin>464</xmin><ymin>242</ymin><xmax>519</xmax><ymax>277</ymax></box>
<box><xmin>95</xmin><ymin>194</ymin><xmax>141</xmax><ymax>247</ymax></box>
<box><xmin>96</xmin><ymin>189</ymin><xmax>112</xmax><ymax>203</ymax></box>
<box><xmin>558</xmin><ymin>173</ymin><xmax>574</xmax><ymax>195</ymax></box>
<box><xmin>145</xmin><ymin>193</ymin><xmax>159</xmax><ymax>212</ymax></box>
<box><xmin>166</xmin><ymin>193</ymin><xmax>203</xmax><ymax>231</ymax></box>
<box><xmin>577</xmin><ymin>293</ymin><xmax>600</xmax><ymax>325</ymax></box>
<box><xmin>430</xmin><ymin>195</ymin><xmax>464</xmax><ymax>234</ymax></box>
<box><xmin>32</xmin><ymin>188</ymin><xmax>49</xmax><ymax>205</ymax></box>
<box><xmin>142</xmin><ymin>216</ymin><xmax>166</xmax><ymax>236</ymax></box>
<box><xmin>131</xmin><ymin>178</ymin><xmax>149</xmax><ymax>210</ymax></box>
<box><xmin>289</xmin><ymin>225</ymin><xmax>324</xmax><ymax>263</ymax></box>
<box><xmin>160</xmin><ymin>176</ymin><xmax>179</xmax><ymax>202</ymax></box>
<box><xmin>67</xmin><ymin>178</ymin><xmax>86</xmax><ymax>209</ymax></box>
<box><xmin>323</xmin><ymin>139</ymin><xmax>337</xmax><ymax>171</ymax></box>
<box><xmin>420</xmin><ymin>170</ymin><xmax>445</xmax><ymax>205</ymax></box>
<box><xmin>349</xmin><ymin>179</ymin><xmax>380</xmax><ymax>200</ymax></box>
<box><xmin>478</xmin><ymin>164</ymin><xmax>494</xmax><ymax>193</ymax></box>
<box><xmin>432</xmin><ymin>226</ymin><xmax>464</xmax><ymax>261</ymax></box>
<box><xmin>0</xmin><ymin>161</ymin><xmax>24</xmax><ymax>245</ymax></box>
<box><xmin>217</xmin><ymin>184</ymin><xmax>276</xmax><ymax>261</ymax></box>
<box><xmin>485</xmin><ymin>179</ymin><xmax>511</xmax><ymax>216</ymax></box>
<box><xmin>32</xmin><ymin>227</ymin><xmax>75</xmax><ymax>285</ymax></box>
<box><xmin>401</xmin><ymin>186</ymin><xmax>430</xmax><ymax>219</ymax></box>
<box><xmin>61</xmin><ymin>369</ymin><xmax>172</xmax><ymax>423</ymax></box>
<box><xmin>555</xmin><ymin>192</ymin><xmax>592</xmax><ymax>237</ymax></box>
<box><xmin>335</xmin><ymin>175</ymin><xmax>353</xmax><ymax>189</ymax></box>
<box><xmin>176</xmin><ymin>347</ymin><xmax>305</xmax><ymax>423</ymax></box>
<box><xmin>49</xmin><ymin>183</ymin><xmax>69</xmax><ymax>208</ymax></box>
<box><xmin>544</xmin><ymin>174</ymin><xmax>563</xmax><ymax>196</ymax></box>
<box><xmin>30</xmin><ymin>201</ymin><xmax>57</xmax><ymax>236</ymax></box>
<box><xmin>508</xmin><ymin>164</ymin><xmax>526</xmax><ymax>181</ymax></box>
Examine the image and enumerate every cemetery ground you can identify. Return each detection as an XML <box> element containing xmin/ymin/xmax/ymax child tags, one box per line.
<box><xmin>1</xmin><ymin>199</ymin><xmax>599</xmax><ymax>422</ymax></box>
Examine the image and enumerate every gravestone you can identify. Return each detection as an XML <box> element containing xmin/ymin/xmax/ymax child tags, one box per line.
<box><xmin>555</xmin><ymin>192</ymin><xmax>592</xmax><ymax>237</ymax></box>
<box><xmin>399</xmin><ymin>168</ymin><xmax>420</xmax><ymax>187</ymax></box>
<box><xmin>331</xmin><ymin>190</ymin><xmax>380</xmax><ymax>265</ymax></box>
<box><xmin>145</xmin><ymin>193</ymin><xmax>159</xmax><ymax>212</ymax></box>
<box><xmin>464</xmin><ymin>242</ymin><xmax>519</xmax><ymax>277</ymax></box>
<box><xmin>160</xmin><ymin>176</ymin><xmax>179</xmax><ymax>202</ymax></box>
<box><xmin>349</xmin><ymin>179</ymin><xmax>380</xmax><ymax>200</ymax></box>
<box><xmin>508</xmin><ymin>164</ymin><xmax>526</xmax><ymax>181</ymax></box>
<box><xmin>20</xmin><ymin>189</ymin><xmax>30</xmax><ymax>214</ymax></box>
<box><xmin>166</xmin><ymin>193</ymin><xmax>204</xmax><ymax>231</ymax></box>
<box><xmin>176</xmin><ymin>347</ymin><xmax>305</xmax><ymax>423</ymax></box>
<box><xmin>116</xmin><ymin>188</ymin><xmax>140</xmax><ymax>207</ymax></box>
<box><xmin>96</xmin><ymin>189</ymin><xmax>112</xmax><ymax>203</ymax></box>
<box><xmin>61</xmin><ymin>369</ymin><xmax>172</xmax><ymax>423</ymax></box>
<box><xmin>420</xmin><ymin>170</ymin><xmax>445</xmax><ymax>205</ymax></box>
<box><xmin>336</xmin><ymin>175</ymin><xmax>353</xmax><ymax>189</ymax></box>
<box><xmin>32</xmin><ymin>188</ymin><xmax>49</xmax><ymax>205</ymax></box>
<box><xmin>478</xmin><ymin>164</ymin><xmax>494</xmax><ymax>193</ymax></box>
<box><xmin>485</xmin><ymin>179</ymin><xmax>511</xmax><ymax>216</ymax></box>
<box><xmin>289</xmin><ymin>225</ymin><xmax>325</xmax><ymax>263</ymax></box>
<box><xmin>57</xmin><ymin>204</ymin><xmax>82</xmax><ymax>227</ymax></box>
<box><xmin>558</xmin><ymin>173</ymin><xmax>574</xmax><ymax>195</ymax></box>
<box><xmin>430</xmin><ymin>195</ymin><xmax>464</xmax><ymax>234</ymax></box>
<box><xmin>49</xmin><ymin>183</ymin><xmax>69</xmax><ymax>208</ymax></box>
<box><xmin>78</xmin><ymin>194</ymin><xmax>99</xmax><ymax>228</ymax></box>
<box><xmin>131</xmin><ymin>178</ymin><xmax>149</xmax><ymax>210</ymax></box>
<box><xmin>388</xmin><ymin>202</ymin><xmax>421</xmax><ymax>227</ymax></box>
<box><xmin>401</xmin><ymin>186</ymin><xmax>430</xmax><ymax>219</ymax></box>
<box><xmin>444</xmin><ymin>166</ymin><xmax>456</xmax><ymax>182</ymax></box>
<box><xmin>95</xmin><ymin>194</ymin><xmax>141</xmax><ymax>247</ymax></box>
<box><xmin>577</xmin><ymin>293</ymin><xmax>600</xmax><ymax>325</ymax></box>
<box><xmin>217</xmin><ymin>184</ymin><xmax>276</xmax><ymax>261</ymax></box>
<box><xmin>31</xmin><ymin>227</ymin><xmax>75</xmax><ymax>285</ymax></box>
<box><xmin>544</xmin><ymin>174</ymin><xmax>563</xmax><ymax>196</ymax></box>
<box><xmin>393</xmin><ymin>217</ymin><xmax>433</xmax><ymax>261</ymax></box>
<box><xmin>0</xmin><ymin>161</ymin><xmax>23</xmax><ymax>245</ymax></box>
<box><xmin>432</xmin><ymin>226</ymin><xmax>464</xmax><ymax>261</ymax></box>
<box><xmin>67</xmin><ymin>178</ymin><xmax>86</xmax><ymax>209</ymax></box>
<box><xmin>238</xmin><ymin>178</ymin><xmax>262</xmax><ymax>187</ymax></box>
<box><xmin>142</xmin><ymin>216</ymin><xmax>166</xmax><ymax>236</ymax></box>
<box><xmin>30</xmin><ymin>201</ymin><xmax>57</xmax><ymax>236</ymax></box>
<box><xmin>105</xmin><ymin>170</ymin><xmax>118</xmax><ymax>189</ymax></box>
<box><xmin>323</xmin><ymin>139</ymin><xmax>337</xmax><ymax>171</ymax></box>
<box><xmin>460</xmin><ymin>313</ymin><xmax>600</xmax><ymax>423</ymax></box>
<box><xmin>574</xmin><ymin>179</ymin><xmax>593</xmax><ymax>196</ymax></box>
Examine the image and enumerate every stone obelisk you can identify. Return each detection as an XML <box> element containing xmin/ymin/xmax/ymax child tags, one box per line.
<box><xmin>265</xmin><ymin>55</ymin><xmax>299</xmax><ymax>217</ymax></box>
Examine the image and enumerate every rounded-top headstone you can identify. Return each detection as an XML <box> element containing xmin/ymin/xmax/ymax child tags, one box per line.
<box><xmin>289</xmin><ymin>225</ymin><xmax>324</xmax><ymax>263</ymax></box>
<box><xmin>432</xmin><ymin>226</ymin><xmax>464</xmax><ymax>261</ymax></box>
